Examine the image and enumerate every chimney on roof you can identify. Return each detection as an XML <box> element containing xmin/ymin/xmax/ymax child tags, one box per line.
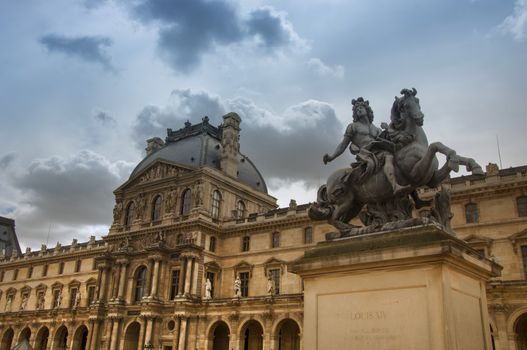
<box><xmin>220</xmin><ymin>113</ymin><xmax>241</xmax><ymax>178</ymax></box>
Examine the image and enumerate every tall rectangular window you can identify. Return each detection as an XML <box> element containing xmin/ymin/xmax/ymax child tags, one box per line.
<box><xmin>13</xmin><ymin>269</ymin><xmax>18</xmax><ymax>281</ymax></box>
<box><xmin>522</xmin><ymin>246</ymin><xmax>527</xmax><ymax>280</ymax></box>
<box><xmin>42</xmin><ymin>264</ymin><xmax>48</xmax><ymax>277</ymax></box>
<box><xmin>465</xmin><ymin>203</ymin><xmax>479</xmax><ymax>224</ymax></box>
<box><xmin>87</xmin><ymin>286</ymin><xmax>96</xmax><ymax>305</ymax></box>
<box><xmin>272</xmin><ymin>232</ymin><xmax>280</xmax><ymax>248</ymax></box>
<box><xmin>239</xmin><ymin>272</ymin><xmax>249</xmax><ymax>297</ymax></box>
<box><xmin>75</xmin><ymin>260</ymin><xmax>82</xmax><ymax>273</ymax></box>
<box><xmin>27</xmin><ymin>266</ymin><xmax>33</xmax><ymax>279</ymax></box>
<box><xmin>0</xmin><ymin>270</ymin><xmax>4</xmax><ymax>282</ymax></box>
<box><xmin>242</xmin><ymin>236</ymin><xmax>250</xmax><ymax>252</ymax></box>
<box><xmin>58</xmin><ymin>262</ymin><xmax>65</xmax><ymax>275</ymax></box>
<box><xmin>517</xmin><ymin>197</ymin><xmax>527</xmax><ymax>217</ymax></box>
<box><xmin>69</xmin><ymin>288</ymin><xmax>78</xmax><ymax>308</ymax></box>
<box><xmin>170</xmin><ymin>270</ymin><xmax>180</xmax><ymax>300</ymax></box>
<box><xmin>269</xmin><ymin>269</ymin><xmax>281</xmax><ymax>295</ymax></box>
<box><xmin>304</xmin><ymin>227</ymin><xmax>313</xmax><ymax>244</ymax></box>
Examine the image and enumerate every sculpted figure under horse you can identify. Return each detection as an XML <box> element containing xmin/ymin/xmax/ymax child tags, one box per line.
<box><xmin>310</xmin><ymin>88</ymin><xmax>483</xmax><ymax>234</ymax></box>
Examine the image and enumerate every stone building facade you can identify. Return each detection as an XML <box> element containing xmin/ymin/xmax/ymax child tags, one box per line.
<box><xmin>0</xmin><ymin>115</ymin><xmax>526</xmax><ymax>350</ymax></box>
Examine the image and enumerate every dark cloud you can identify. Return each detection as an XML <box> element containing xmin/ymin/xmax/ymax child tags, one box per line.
<box><xmin>246</xmin><ymin>7</ymin><xmax>298</xmax><ymax>48</ymax></box>
<box><xmin>11</xmin><ymin>150</ymin><xmax>133</xmax><ymax>246</ymax></box>
<box><xmin>0</xmin><ymin>152</ymin><xmax>16</xmax><ymax>169</ymax></box>
<box><xmin>131</xmin><ymin>89</ymin><xmax>348</xmax><ymax>187</ymax></box>
<box><xmin>39</xmin><ymin>34</ymin><xmax>115</xmax><ymax>71</ymax></box>
<box><xmin>94</xmin><ymin>110</ymin><xmax>117</xmax><ymax>126</ymax></box>
<box><xmin>128</xmin><ymin>0</ymin><xmax>302</xmax><ymax>73</ymax></box>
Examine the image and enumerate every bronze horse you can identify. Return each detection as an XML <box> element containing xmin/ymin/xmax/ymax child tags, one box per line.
<box><xmin>309</xmin><ymin>88</ymin><xmax>483</xmax><ymax>234</ymax></box>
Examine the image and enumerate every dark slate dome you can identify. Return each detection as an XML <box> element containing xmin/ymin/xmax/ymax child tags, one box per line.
<box><xmin>130</xmin><ymin>117</ymin><xmax>268</xmax><ymax>193</ymax></box>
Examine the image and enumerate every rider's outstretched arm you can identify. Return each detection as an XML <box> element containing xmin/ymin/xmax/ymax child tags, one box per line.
<box><xmin>323</xmin><ymin>134</ymin><xmax>351</xmax><ymax>164</ymax></box>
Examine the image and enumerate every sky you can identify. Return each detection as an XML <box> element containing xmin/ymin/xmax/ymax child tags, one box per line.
<box><xmin>0</xmin><ymin>0</ymin><xmax>526</xmax><ymax>249</ymax></box>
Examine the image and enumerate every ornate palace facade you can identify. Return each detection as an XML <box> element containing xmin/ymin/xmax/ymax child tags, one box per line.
<box><xmin>0</xmin><ymin>114</ymin><xmax>526</xmax><ymax>350</ymax></box>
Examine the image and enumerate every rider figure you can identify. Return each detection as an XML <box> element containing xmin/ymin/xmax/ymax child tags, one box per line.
<box><xmin>323</xmin><ymin>97</ymin><xmax>409</xmax><ymax>195</ymax></box>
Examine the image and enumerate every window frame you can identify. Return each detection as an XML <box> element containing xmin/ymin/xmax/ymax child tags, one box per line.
<box><xmin>304</xmin><ymin>227</ymin><xmax>313</xmax><ymax>244</ymax></box>
<box><xmin>271</xmin><ymin>231</ymin><xmax>280</xmax><ymax>248</ymax></box>
<box><xmin>242</xmin><ymin>236</ymin><xmax>250</xmax><ymax>252</ymax></box>
<box><xmin>465</xmin><ymin>203</ymin><xmax>479</xmax><ymax>224</ymax></box>
<box><xmin>211</xmin><ymin>190</ymin><xmax>222</xmax><ymax>219</ymax></box>
<box><xmin>134</xmin><ymin>266</ymin><xmax>147</xmax><ymax>303</ymax></box>
<box><xmin>239</xmin><ymin>271</ymin><xmax>250</xmax><ymax>297</ymax></box>
<box><xmin>169</xmin><ymin>269</ymin><xmax>181</xmax><ymax>300</ymax></box>
<box><xmin>180</xmin><ymin>189</ymin><xmax>192</xmax><ymax>216</ymax></box>
<box><xmin>517</xmin><ymin>196</ymin><xmax>527</xmax><ymax>217</ymax></box>
<box><xmin>125</xmin><ymin>201</ymin><xmax>135</xmax><ymax>226</ymax></box>
<box><xmin>151</xmin><ymin>195</ymin><xmax>162</xmax><ymax>221</ymax></box>
<box><xmin>209</xmin><ymin>236</ymin><xmax>217</xmax><ymax>252</ymax></box>
<box><xmin>236</xmin><ymin>200</ymin><xmax>246</xmax><ymax>219</ymax></box>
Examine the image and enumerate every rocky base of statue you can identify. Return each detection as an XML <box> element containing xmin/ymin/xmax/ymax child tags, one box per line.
<box><xmin>320</xmin><ymin>186</ymin><xmax>454</xmax><ymax>240</ymax></box>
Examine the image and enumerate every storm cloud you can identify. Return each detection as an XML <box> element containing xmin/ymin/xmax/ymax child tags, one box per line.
<box><xmin>132</xmin><ymin>89</ymin><xmax>348</xmax><ymax>188</ymax></box>
<box><xmin>39</xmin><ymin>34</ymin><xmax>115</xmax><ymax>71</ymax></box>
<box><xmin>128</xmin><ymin>0</ymin><xmax>303</xmax><ymax>72</ymax></box>
<box><xmin>9</xmin><ymin>150</ymin><xmax>134</xmax><ymax>246</ymax></box>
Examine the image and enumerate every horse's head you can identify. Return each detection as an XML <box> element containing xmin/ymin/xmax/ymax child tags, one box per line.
<box><xmin>391</xmin><ymin>88</ymin><xmax>424</xmax><ymax>127</ymax></box>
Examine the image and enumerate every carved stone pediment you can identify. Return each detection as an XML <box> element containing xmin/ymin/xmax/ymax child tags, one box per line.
<box><xmin>464</xmin><ymin>234</ymin><xmax>493</xmax><ymax>248</ymax></box>
<box><xmin>118</xmin><ymin>160</ymin><xmax>195</xmax><ymax>191</ymax></box>
<box><xmin>263</xmin><ymin>257</ymin><xmax>287</xmax><ymax>275</ymax></box>
<box><xmin>509</xmin><ymin>228</ymin><xmax>527</xmax><ymax>253</ymax></box>
<box><xmin>205</xmin><ymin>261</ymin><xmax>221</xmax><ymax>272</ymax></box>
<box><xmin>233</xmin><ymin>261</ymin><xmax>254</xmax><ymax>277</ymax></box>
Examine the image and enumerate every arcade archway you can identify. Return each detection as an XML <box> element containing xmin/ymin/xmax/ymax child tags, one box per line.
<box><xmin>515</xmin><ymin>312</ymin><xmax>527</xmax><ymax>350</ymax></box>
<box><xmin>72</xmin><ymin>325</ymin><xmax>88</xmax><ymax>350</ymax></box>
<box><xmin>240</xmin><ymin>320</ymin><xmax>263</xmax><ymax>350</ymax></box>
<box><xmin>53</xmin><ymin>326</ymin><xmax>68</xmax><ymax>350</ymax></box>
<box><xmin>275</xmin><ymin>319</ymin><xmax>300</xmax><ymax>350</ymax></box>
<box><xmin>34</xmin><ymin>326</ymin><xmax>49</xmax><ymax>350</ymax></box>
<box><xmin>208</xmin><ymin>321</ymin><xmax>230</xmax><ymax>350</ymax></box>
<box><xmin>0</xmin><ymin>328</ymin><xmax>14</xmax><ymax>350</ymax></box>
<box><xmin>124</xmin><ymin>321</ymin><xmax>141</xmax><ymax>350</ymax></box>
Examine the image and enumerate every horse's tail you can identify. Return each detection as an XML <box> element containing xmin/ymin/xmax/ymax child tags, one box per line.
<box><xmin>317</xmin><ymin>185</ymin><xmax>328</xmax><ymax>203</ymax></box>
<box><xmin>308</xmin><ymin>185</ymin><xmax>332</xmax><ymax>221</ymax></box>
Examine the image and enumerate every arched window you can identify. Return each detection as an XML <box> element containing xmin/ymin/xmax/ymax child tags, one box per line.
<box><xmin>134</xmin><ymin>266</ymin><xmax>147</xmax><ymax>302</ymax></box>
<box><xmin>211</xmin><ymin>190</ymin><xmax>222</xmax><ymax>219</ymax></box>
<box><xmin>517</xmin><ymin>196</ymin><xmax>527</xmax><ymax>217</ymax></box>
<box><xmin>236</xmin><ymin>200</ymin><xmax>246</xmax><ymax>219</ymax></box>
<box><xmin>180</xmin><ymin>189</ymin><xmax>192</xmax><ymax>216</ymax></box>
<box><xmin>465</xmin><ymin>203</ymin><xmax>479</xmax><ymax>224</ymax></box>
<box><xmin>125</xmin><ymin>202</ymin><xmax>135</xmax><ymax>226</ymax></box>
<box><xmin>209</xmin><ymin>236</ymin><xmax>217</xmax><ymax>252</ymax></box>
<box><xmin>151</xmin><ymin>195</ymin><xmax>162</xmax><ymax>221</ymax></box>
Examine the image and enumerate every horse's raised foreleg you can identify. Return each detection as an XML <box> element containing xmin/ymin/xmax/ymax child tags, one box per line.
<box><xmin>455</xmin><ymin>155</ymin><xmax>484</xmax><ymax>175</ymax></box>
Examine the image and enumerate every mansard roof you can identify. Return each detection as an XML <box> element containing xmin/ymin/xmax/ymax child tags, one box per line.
<box><xmin>129</xmin><ymin>117</ymin><xmax>268</xmax><ymax>193</ymax></box>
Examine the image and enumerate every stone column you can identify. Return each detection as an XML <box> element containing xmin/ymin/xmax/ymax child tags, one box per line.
<box><xmin>117</xmin><ymin>260</ymin><xmax>128</xmax><ymax>301</ymax></box>
<box><xmin>89</xmin><ymin>320</ymin><xmax>101</xmax><ymax>350</ymax></box>
<box><xmin>150</xmin><ymin>258</ymin><xmax>161</xmax><ymax>298</ymax></box>
<box><xmin>178</xmin><ymin>317</ymin><xmax>188</xmax><ymax>350</ymax></box>
<box><xmin>177</xmin><ymin>262</ymin><xmax>185</xmax><ymax>296</ymax></box>
<box><xmin>98</xmin><ymin>264</ymin><xmax>110</xmax><ymax>301</ymax></box>
<box><xmin>184</xmin><ymin>258</ymin><xmax>193</xmax><ymax>296</ymax></box>
<box><xmin>144</xmin><ymin>317</ymin><xmax>154</xmax><ymax>348</ymax></box>
<box><xmin>191</xmin><ymin>257</ymin><xmax>200</xmax><ymax>296</ymax></box>
<box><xmin>172</xmin><ymin>318</ymin><xmax>181</xmax><ymax>350</ymax></box>
<box><xmin>109</xmin><ymin>317</ymin><xmax>121</xmax><ymax>350</ymax></box>
<box><xmin>137</xmin><ymin>317</ymin><xmax>146</xmax><ymax>350</ymax></box>
<box><xmin>146</xmin><ymin>259</ymin><xmax>155</xmax><ymax>297</ymax></box>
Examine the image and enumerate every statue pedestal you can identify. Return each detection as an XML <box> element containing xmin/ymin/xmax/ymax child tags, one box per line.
<box><xmin>289</xmin><ymin>225</ymin><xmax>501</xmax><ymax>350</ymax></box>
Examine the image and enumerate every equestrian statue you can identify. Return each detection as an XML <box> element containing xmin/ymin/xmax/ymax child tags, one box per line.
<box><xmin>309</xmin><ymin>88</ymin><xmax>483</xmax><ymax>238</ymax></box>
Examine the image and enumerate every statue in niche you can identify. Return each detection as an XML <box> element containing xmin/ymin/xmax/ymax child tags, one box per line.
<box><xmin>73</xmin><ymin>290</ymin><xmax>81</xmax><ymax>309</ymax></box>
<box><xmin>20</xmin><ymin>294</ymin><xmax>28</xmax><ymax>310</ymax></box>
<box><xmin>267</xmin><ymin>276</ymin><xmax>275</xmax><ymax>296</ymax></box>
<box><xmin>5</xmin><ymin>295</ymin><xmax>12</xmax><ymax>312</ymax></box>
<box><xmin>136</xmin><ymin>194</ymin><xmax>146</xmax><ymax>221</ymax></box>
<box><xmin>310</xmin><ymin>88</ymin><xmax>483</xmax><ymax>238</ymax></box>
<box><xmin>55</xmin><ymin>290</ymin><xmax>62</xmax><ymax>309</ymax></box>
<box><xmin>234</xmin><ymin>276</ymin><xmax>242</xmax><ymax>298</ymax></box>
<box><xmin>194</xmin><ymin>182</ymin><xmax>204</xmax><ymax>207</ymax></box>
<box><xmin>205</xmin><ymin>278</ymin><xmax>212</xmax><ymax>300</ymax></box>
<box><xmin>113</xmin><ymin>200</ymin><xmax>123</xmax><ymax>223</ymax></box>
<box><xmin>165</xmin><ymin>187</ymin><xmax>178</xmax><ymax>213</ymax></box>
<box><xmin>37</xmin><ymin>292</ymin><xmax>45</xmax><ymax>310</ymax></box>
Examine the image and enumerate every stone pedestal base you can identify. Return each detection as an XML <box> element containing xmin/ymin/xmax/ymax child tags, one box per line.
<box><xmin>289</xmin><ymin>225</ymin><xmax>502</xmax><ymax>350</ymax></box>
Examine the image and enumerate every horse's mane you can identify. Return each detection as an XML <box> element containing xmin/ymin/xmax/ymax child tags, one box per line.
<box><xmin>390</xmin><ymin>88</ymin><xmax>417</xmax><ymax>130</ymax></box>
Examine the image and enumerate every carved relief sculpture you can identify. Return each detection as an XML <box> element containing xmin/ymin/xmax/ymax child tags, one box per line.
<box><xmin>20</xmin><ymin>294</ymin><xmax>28</xmax><ymax>311</ymax></box>
<box><xmin>267</xmin><ymin>276</ymin><xmax>275</xmax><ymax>296</ymax></box>
<box><xmin>205</xmin><ymin>278</ymin><xmax>212</xmax><ymax>300</ymax></box>
<box><xmin>113</xmin><ymin>200</ymin><xmax>123</xmax><ymax>224</ymax></box>
<box><xmin>234</xmin><ymin>276</ymin><xmax>242</xmax><ymax>298</ymax></box>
